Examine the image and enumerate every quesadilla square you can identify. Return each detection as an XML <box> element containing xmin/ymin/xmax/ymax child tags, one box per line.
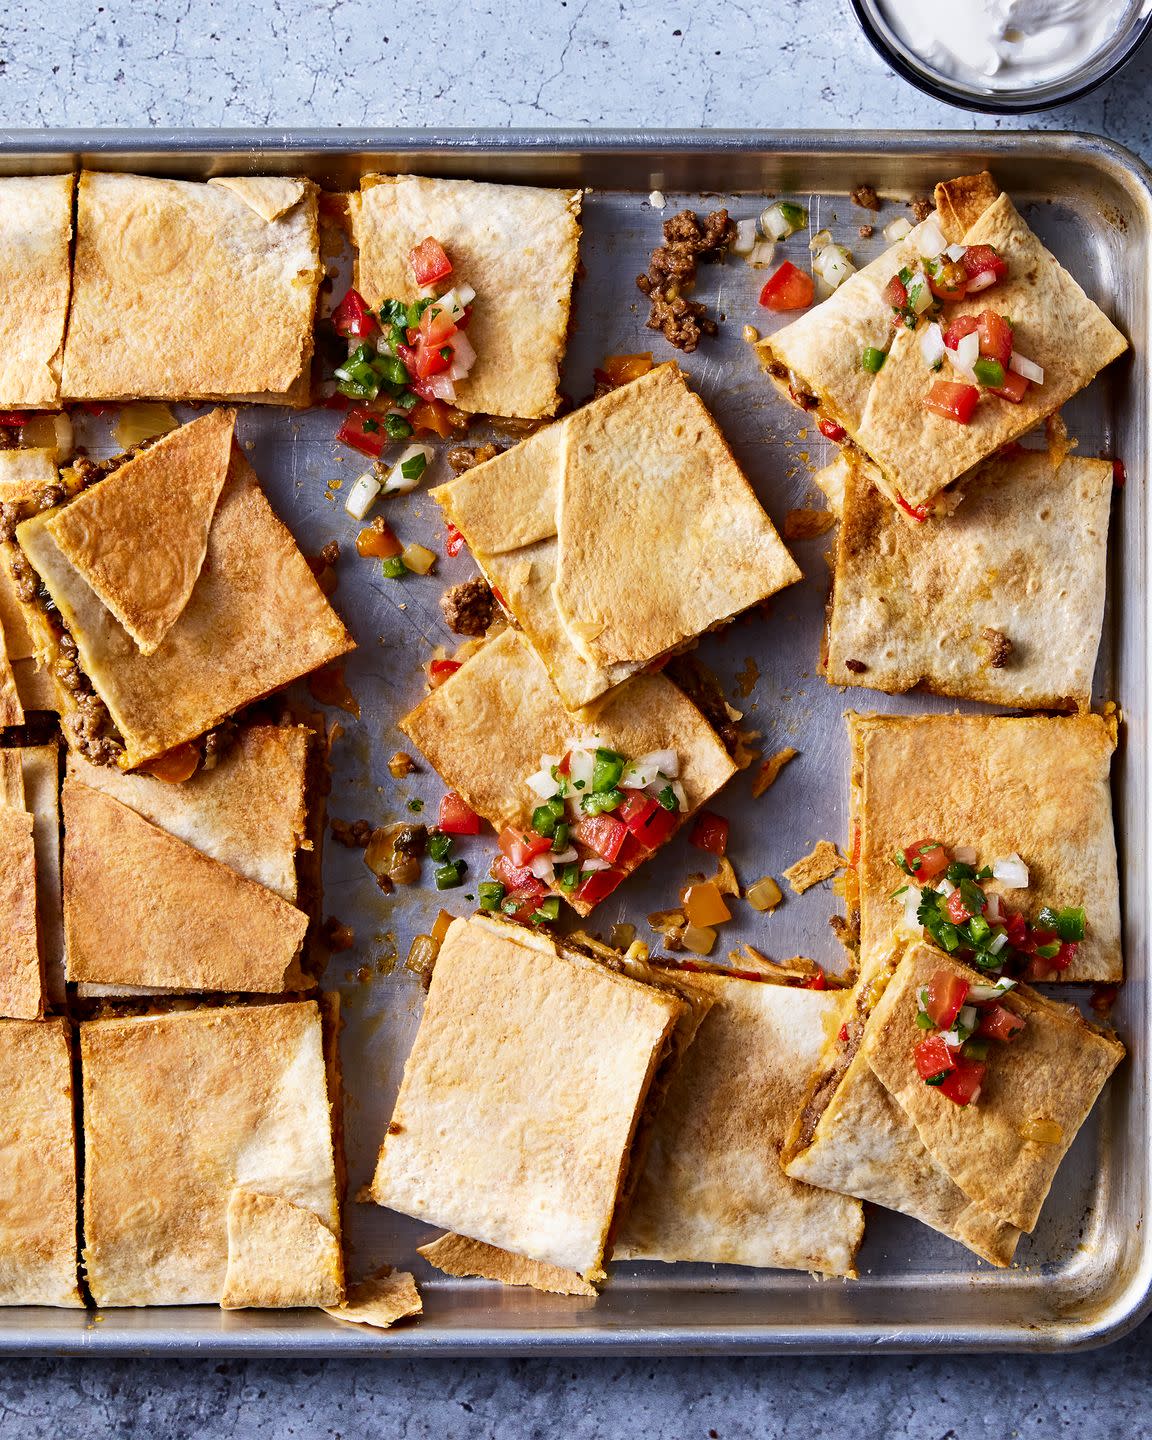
<box><xmin>81</xmin><ymin>999</ymin><xmax>343</xmax><ymax>1308</ymax></box>
<box><xmin>5</xmin><ymin>411</ymin><xmax>354</xmax><ymax>770</ymax></box>
<box><xmin>0</xmin><ymin>1017</ymin><xmax>83</xmax><ymax>1306</ymax></box>
<box><xmin>849</xmin><ymin>712</ymin><xmax>1121</xmax><ymax>983</ymax></box>
<box><xmin>370</xmin><ymin>913</ymin><xmax>689</xmax><ymax>1283</ymax></box>
<box><xmin>61</xmin><ymin>172</ymin><xmax>322</xmax><ymax>404</ymax></box>
<box><xmin>0</xmin><ymin>448</ymin><xmax>63</xmax><ymax>727</ymax></box>
<box><xmin>825</xmin><ymin>450</ymin><xmax>1112</xmax><ymax>710</ymax></box>
<box><xmin>0</xmin><ymin>175</ymin><xmax>74</xmax><ymax>409</ymax></box>
<box><xmin>399</xmin><ymin>627</ymin><xmax>737</xmax><ymax>915</ymax></box>
<box><xmin>616</xmin><ymin>965</ymin><xmax>864</xmax><ymax>1277</ymax></box>
<box><xmin>783</xmin><ymin>939</ymin><xmax>1123</xmax><ymax>1263</ymax></box>
<box><xmin>63</xmin><ymin>723</ymin><xmax>318</xmax><ymax>994</ymax></box>
<box><xmin>0</xmin><ymin>741</ymin><xmax>62</xmax><ymax>1019</ymax></box>
<box><xmin>352</xmin><ymin>174</ymin><xmax>582</xmax><ymax>419</ymax></box>
<box><xmin>758</xmin><ymin>172</ymin><xmax>1127</xmax><ymax>517</ymax></box>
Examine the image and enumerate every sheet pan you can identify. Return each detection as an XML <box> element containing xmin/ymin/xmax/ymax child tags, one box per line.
<box><xmin>0</xmin><ymin>128</ymin><xmax>1147</xmax><ymax>1355</ymax></box>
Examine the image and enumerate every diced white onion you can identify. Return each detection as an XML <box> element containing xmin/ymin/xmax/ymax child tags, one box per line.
<box><xmin>945</xmin><ymin>243</ymin><xmax>968</xmax><ymax>262</ymax></box>
<box><xmin>427</xmin><ymin>373</ymin><xmax>456</xmax><ymax>402</ymax></box>
<box><xmin>456</xmin><ymin>281</ymin><xmax>477</xmax><ymax>307</ymax></box>
<box><xmin>935</xmin><ymin>877</ymin><xmax>956</xmax><ymax>897</ymax></box>
<box><xmin>344</xmin><ymin>471</ymin><xmax>381</xmax><ymax>520</ymax></box>
<box><xmin>915</xmin><ymin>215</ymin><xmax>947</xmax><ymax>259</ymax></box>
<box><xmin>966</xmin><ymin>270</ymin><xmax>998</xmax><ymax>293</ymax></box>
<box><xmin>581</xmin><ymin>858</ymin><xmax>611</xmax><ymax>873</ymax></box>
<box><xmin>953</xmin><ymin>846</ymin><xmax>978</xmax><ymax>864</ymax></box>
<box><xmin>984</xmin><ymin>891</ymin><xmax>1004</xmax><ymax>925</ymax></box>
<box><xmin>550</xmin><ymin>847</ymin><xmax>578</xmax><ymax>865</ymax></box>
<box><xmin>883</xmin><ymin>216</ymin><xmax>913</xmax><ymax>242</ymax></box>
<box><xmin>916</xmin><ymin>984</ymin><xmax>930</xmax><ymax>1014</ymax></box>
<box><xmin>906</xmin><ymin>271</ymin><xmax>933</xmax><ymax>314</ymax></box>
<box><xmin>809</xmin><ymin>228</ymin><xmax>832</xmax><ymax>253</ymax></box>
<box><xmin>670</xmin><ymin>780</ymin><xmax>688</xmax><ymax>812</ymax></box>
<box><xmin>648</xmin><ymin>190</ymin><xmax>666</xmax><ymax>210</ymax></box>
<box><xmin>621</xmin><ymin>749</ymin><xmax>679</xmax><ymax>789</ymax></box>
<box><xmin>526</xmin><ymin>767</ymin><xmax>561</xmax><ymax>799</ymax></box>
<box><xmin>1009</xmin><ymin>351</ymin><xmax>1044</xmax><ymax>384</ymax></box>
<box><xmin>528</xmin><ymin>854</ymin><xmax>555</xmax><ymax>883</ymax></box>
<box><xmin>992</xmin><ymin>853</ymin><xmax>1029</xmax><ymax>889</ymax></box>
<box><xmin>939</xmin><ymin>1027</ymin><xmax>962</xmax><ymax>1048</ymax></box>
<box><xmin>434</xmin><ymin>288</ymin><xmax>466</xmax><ymax>322</ymax></box>
<box><xmin>567</xmin><ymin>748</ymin><xmax>595</xmax><ymax>791</ymax></box>
<box><xmin>381</xmin><ymin>444</ymin><xmax>435</xmax><ymax>496</ymax></box>
<box><xmin>957</xmin><ymin>1005</ymin><xmax>977</xmax><ymax>1034</ymax></box>
<box><xmin>449</xmin><ymin>329</ymin><xmax>476</xmax><ymax>372</ymax></box>
<box><xmin>902</xmin><ymin>885</ymin><xmax>922</xmax><ymax>931</ymax></box>
<box><xmin>732</xmin><ymin>217</ymin><xmax>758</xmax><ymax>255</ymax></box>
<box><xmin>988</xmin><ymin>932</ymin><xmax>1009</xmax><ymax>957</ymax></box>
<box><xmin>954</xmin><ymin>330</ymin><xmax>979</xmax><ymax>369</ymax></box>
<box><xmin>747</xmin><ymin>239</ymin><xmax>778</xmax><ymax>269</ymax></box>
<box><xmin>920</xmin><ymin>321</ymin><xmax>945</xmax><ymax>369</ymax></box>
<box><xmin>968</xmin><ymin>975</ymin><xmax>1014</xmax><ymax>1000</ymax></box>
<box><xmin>761</xmin><ymin>202</ymin><xmax>805</xmax><ymax>241</ymax></box>
<box><xmin>813</xmin><ymin>243</ymin><xmax>856</xmax><ymax>291</ymax></box>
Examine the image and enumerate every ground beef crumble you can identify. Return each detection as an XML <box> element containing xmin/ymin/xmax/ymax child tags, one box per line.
<box><xmin>330</xmin><ymin>817</ymin><xmax>373</xmax><ymax>848</ymax></box>
<box><xmin>910</xmin><ymin>196</ymin><xmax>934</xmax><ymax>223</ymax></box>
<box><xmin>982</xmin><ymin>627</ymin><xmax>1013</xmax><ymax>668</ymax></box>
<box><xmin>636</xmin><ymin>208</ymin><xmax>737</xmax><ymax>353</ymax></box>
<box><xmin>851</xmin><ymin>184</ymin><xmax>881</xmax><ymax>212</ymax></box>
<box><xmin>446</xmin><ymin>442</ymin><xmax>504</xmax><ymax>476</ymax></box>
<box><xmin>440</xmin><ymin>576</ymin><xmax>495</xmax><ymax>637</ymax></box>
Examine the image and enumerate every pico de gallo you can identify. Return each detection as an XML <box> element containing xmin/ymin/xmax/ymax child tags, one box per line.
<box><xmin>891</xmin><ymin>838</ymin><xmax>1086</xmax><ymax>981</ymax></box>
<box><xmin>331</xmin><ymin>237</ymin><xmax>478</xmax><ymax>447</ymax></box>
<box><xmin>479</xmin><ymin>740</ymin><xmax>688</xmax><ymax>922</ymax></box>
<box><xmin>912</xmin><ymin>964</ymin><xmax>1026</xmax><ymax>1106</ymax></box>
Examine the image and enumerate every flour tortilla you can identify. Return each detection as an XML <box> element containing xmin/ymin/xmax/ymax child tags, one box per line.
<box><xmin>61</xmin><ymin>172</ymin><xmax>321</xmax><ymax>404</ymax></box>
<box><xmin>617</xmin><ymin>969</ymin><xmax>863</xmax><ymax>1276</ymax></box>
<box><xmin>370</xmin><ymin>913</ymin><xmax>685</xmax><ymax>1280</ymax></box>
<box><xmin>220</xmin><ymin>1188</ymin><xmax>344</xmax><ymax>1309</ymax></box>
<box><xmin>0</xmin><ymin>448</ymin><xmax>59</xmax><ymax>667</ymax></box>
<box><xmin>352</xmin><ymin>175</ymin><xmax>582</xmax><ymax>419</ymax></box>
<box><xmin>0</xmin><ymin>175</ymin><xmax>74</xmax><ymax>408</ymax></box>
<box><xmin>826</xmin><ymin>450</ymin><xmax>1112</xmax><ymax>709</ymax></box>
<box><xmin>417</xmin><ymin>1233</ymin><xmax>596</xmax><ymax>1297</ymax></box>
<box><xmin>848</xmin><ymin>712</ymin><xmax>1121</xmax><ymax>983</ymax></box>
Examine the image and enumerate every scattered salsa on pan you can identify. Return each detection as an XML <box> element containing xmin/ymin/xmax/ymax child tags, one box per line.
<box><xmin>912</xmin><ymin>965</ymin><xmax>1026</xmax><ymax>1107</ymax></box>
<box><xmin>891</xmin><ymin>838</ymin><xmax>1086</xmax><ymax>981</ymax></box>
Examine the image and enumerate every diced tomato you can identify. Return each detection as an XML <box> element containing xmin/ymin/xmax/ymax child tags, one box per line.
<box><xmin>428</xmin><ymin>659</ymin><xmax>462</xmax><ymax>688</ymax></box>
<box><xmin>902</xmin><ymin>839</ymin><xmax>948</xmax><ymax>881</ymax></box>
<box><xmin>1053</xmin><ymin>940</ymin><xmax>1079</xmax><ymax>970</ymax></box>
<box><xmin>616</xmin><ymin>832</ymin><xmax>648</xmax><ymax>869</ymax></box>
<box><xmin>924</xmin><ymin>380</ymin><xmax>980</xmax><ymax>424</ymax></box>
<box><xmin>410</xmin><ymin>236</ymin><xmax>452</xmax><ymax>287</ymax></box>
<box><xmin>803</xmin><ymin>969</ymin><xmax>827</xmax><ymax>991</ymax></box>
<box><xmin>498</xmin><ymin>826</ymin><xmax>553</xmax><ymax>868</ymax></box>
<box><xmin>419</xmin><ymin>302</ymin><xmax>458</xmax><ymax>348</ymax></box>
<box><xmin>928</xmin><ymin>258</ymin><xmax>968</xmax><ymax>302</ymax></box>
<box><xmin>689</xmin><ymin>811</ymin><xmax>729</xmax><ymax>856</ymax></box>
<box><xmin>1002</xmin><ymin>909</ymin><xmax>1028</xmax><ymax>948</ymax></box>
<box><xmin>444</xmin><ymin>524</ymin><xmax>467</xmax><ymax>558</ymax></box>
<box><xmin>977</xmin><ymin>310</ymin><xmax>1013</xmax><ymax>367</ymax></box>
<box><xmin>837</xmin><ymin>1022</ymin><xmax>849</xmax><ymax>1043</ymax></box>
<box><xmin>914</xmin><ymin>1033</ymin><xmax>957</xmax><ymax>1082</ymax></box>
<box><xmin>818</xmin><ymin>417</ymin><xmax>847</xmax><ymax>443</ymax></box>
<box><xmin>438</xmin><ymin>790</ymin><xmax>482</xmax><ymax>835</ymax></box>
<box><xmin>977</xmin><ymin>1003</ymin><xmax>1026</xmax><ymax>1043</ymax></box>
<box><xmin>1021</xmin><ymin>926</ymin><xmax>1059</xmax><ymax>956</ymax></box>
<box><xmin>943</xmin><ymin>315</ymin><xmax>979</xmax><ymax>351</ymax></box>
<box><xmin>938</xmin><ymin>1059</ymin><xmax>986</xmax><ymax>1106</ymax></box>
<box><xmin>556</xmin><ymin>752</ymin><xmax>572</xmax><ymax>777</ymax></box>
<box><xmin>574</xmin><ymin>814</ymin><xmax>628</xmax><ymax>864</ymax></box>
<box><xmin>399</xmin><ymin>338</ymin><xmax>451</xmax><ymax>383</ymax></box>
<box><xmin>961</xmin><ymin>244</ymin><xmax>1008</xmax><ymax>288</ymax></box>
<box><xmin>618</xmin><ymin>793</ymin><xmax>679</xmax><ymax>852</ymax></box>
<box><xmin>988</xmin><ymin>370</ymin><xmax>1030</xmax><ymax>404</ymax></box>
<box><xmin>336</xmin><ymin>408</ymin><xmax>386</xmax><ymax>457</ymax></box>
<box><xmin>896</xmin><ymin>495</ymin><xmax>930</xmax><ymax>523</ymax></box>
<box><xmin>331</xmin><ymin>288</ymin><xmax>377</xmax><ymax>340</ymax></box>
<box><xmin>502</xmin><ymin>886</ymin><xmax>547</xmax><ymax>921</ymax></box>
<box><xmin>80</xmin><ymin>401</ymin><xmax>116</xmax><ymax>416</ymax></box>
<box><xmin>883</xmin><ymin>274</ymin><xmax>908</xmax><ymax>309</ymax></box>
<box><xmin>574</xmin><ymin>868</ymin><xmax>626</xmax><ymax>906</ymax></box>
<box><xmin>759</xmin><ymin>261</ymin><xmax>814</xmax><ymax>312</ymax></box>
<box><xmin>923</xmin><ymin>969</ymin><xmax>970</xmax><ymax>1030</ymax></box>
<box><xmin>1113</xmin><ymin>459</ymin><xmax>1127</xmax><ymax>487</ymax></box>
<box><xmin>456</xmin><ymin>306</ymin><xmax>473</xmax><ymax>329</ymax></box>
<box><xmin>945</xmin><ymin>885</ymin><xmax>985</xmax><ymax>926</ymax></box>
<box><xmin>409</xmin><ymin>400</ymin><xmax>454</xmax><ymax>438</ymax></box>
<box><xmin>0</xmin><ymin>411</ymin><xmax>27</xmax><ymax>427</ymax></box>
<box><xmin>491</xmin><ymin>854</ymin><xmax>541</xmax><ymax>894</ymax></box>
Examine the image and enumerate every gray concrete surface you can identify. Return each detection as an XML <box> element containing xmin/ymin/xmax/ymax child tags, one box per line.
<box><xmin>1</xmin><ymin>1</ymin><xmax>1150</xmax><ymax>1434</ymax></box>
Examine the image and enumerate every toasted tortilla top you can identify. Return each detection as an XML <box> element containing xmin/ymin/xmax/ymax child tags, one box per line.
<box><xmin>46</xmin><ymin>410</ymin><xmax>235</xmax><ymax>655</ymax></box>
<box><xmin>849</xmin><ymin>712</ymin><xmax>1121</xmax><ymax>983</ymax></box>
<box><xmin>0</xmin><ymin>175</ymin><xmax>74</xmax><ymax>409</ymax></box>
<box><xmin>352</xmin><ymin>174</ymin><xmax>582</xmax><ymax>419</ymax></box>
<box><xmin>826</xmin><ymin>450</ymin><xmax>1112</xmax><ymax>709</ymax></box>
<box><xmin>17</xmin><ymin>445</ymin><xmax>354</xmax><ymax>768</ymax></box>
<box><xmin>863</xmin><ymin>943</ymin><xmax>1123</xmax><ymax>1234</ymax></box>
<box><xmin>617</xmin><ymin>970</ymin><xmax>864</xmax><ymax>1276</ymax></box>
<box><xmin>432</xmin><ymin>366</ymin><xmax>799</xmax><ymax>706</ymax></box>
<box><xmin>62</xmin><ymin>780</ymin><xmax>309</xmax><ymax>993</ymax></box>
<box><xmin>0</xmin><ymin>1017</ymin><xmax>82</xmax><ymax>1306</ymax></box>
<box><xmin>220</xmin><ymin>1188</ymin><xmax>343</xmax><ymax>1310</ymax></box>
<box><xmin>61</xmin><ymin>172</ymin><xmax>321</xmax><ymax>403</ymax></box>
<box><xmin>0</xmin><ymin>448</ymin><xmax>59</xmax><ymax>666</ymax></box>
<box><xmin>0</xmin><ymin>794</ymin><xmax>41</xmax><ymax>1020</ymax></box>
<box><xmin>399</xmin><ymin>626</ymin><xmax>736</xmax><ymax>890</ymax></box>
<box><xmin>67</xmin><ymin>723</ymin><xmax>310</xmax><ymax>903</ymax></box>
<box><xmin>370</xmin><ymin>913</ymin><xmax>685</xmax><ymax>1278</ymax></box>
<box><xmin>81</xmin><ymin>1000</ymin><xmax>339</xmax><ymax>1307</ymax></box>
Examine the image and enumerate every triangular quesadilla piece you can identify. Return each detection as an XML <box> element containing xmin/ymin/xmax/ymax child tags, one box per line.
<box><xmin>62</xmin><ymin>780</ymin><xmax>309</xmax><ymax>992</ymax></box>
<box><xmin>0</xmin><ymin>449</ymin><xmax>58</xmax><ymax>667</ymax></box>
<box><xmin>848</xmin><ymin>712</ymin><xmax>1121</xmax><ymax>982</ymax></box>
<box><xmin>0</xmin><ymin>175</ymin><xmax>74</xmax><ymax>409</ymax></box>
<box><xmin>825</xmin><ymin>450</ymin><xmax>1112</xmax><ymax>709</ymax></box>
<box><xmin>0</xmin><ymin>800</ymin><xmax>41</xmax><ymax>1019</ymax></box>
<box><xmin>862</xmin><ymin>944</ymin><xmax>1124</xmax><ymax>1236</ymax></box>
<box><xmin>220</xmin><ymin>1188</ymin><xmax>343</xmax><ymax>1309</ymax></box>
<box><xmin>207</xmin><ymin>176</ymin><xmax>308</xmax><ymax>224</ymax></box>
<box><xmin>616</xmin><ymin>967</ymin><xmax>864</xmax><ymax>1276</ymax></box>
<box><xmin>46</xmin><ymin>410</ymin><xmax>235</xmax><ymax>654</ymax></box>
<box><xmin>0</xmin><ymin>1017</ymin><xmax>83</xmax><ymax>1306</ymax></box>
<box><xmin>554</xmin><ymin>365</ymin><xmax>801</xmax><ymax>668</ymax></box>
<box><xmin>417</xmin><ymin>1233</ymin><xmax>596</xmax><ymax>1297</ymax></box>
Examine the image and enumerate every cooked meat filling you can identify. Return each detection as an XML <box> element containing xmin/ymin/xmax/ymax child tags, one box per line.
<box><xmin>982</xmin><ymin>627</ymin><xmax>1013</xmax><ymax>669</ymax></box>
<box><xmin>637</xmin><ymin>208</ymin><xmax>737</xmax><ymax>353</ymax></box>
<box><xmin>440</xmin><ymin>576</ymin><xmax>495</xmax><ymax>637</ymax></box>
<box><xmin>331</xmin><ymin>817</ymin><xmax>374</xmax><ymax>849</ymax></box>
<box><xmin>446</xmin><ymin>442</ymin><xmax>503</xmax><ymax>476</ymax></box>
<box><xmin>851</xmin><ymin>184</ymin><xmax>881</xmax><ymax>212</ymax></box>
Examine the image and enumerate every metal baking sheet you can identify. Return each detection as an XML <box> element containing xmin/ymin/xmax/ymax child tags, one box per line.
<box><xmin>1</xmin><ymin>129</ymin><xmax>1148</xmax><ymax>1356</ymax></box>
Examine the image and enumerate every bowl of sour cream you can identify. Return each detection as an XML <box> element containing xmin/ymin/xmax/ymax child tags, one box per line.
<box><xmin>851</xmin><ymin>0</ymin><xmax>1152</xmax><ymax>111</ymax></box>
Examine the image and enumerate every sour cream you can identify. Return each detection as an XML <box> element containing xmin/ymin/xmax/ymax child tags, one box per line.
<box><xmin>880</xmin><ymin>0</ymin><xmax>1147</xmax><ymax>92</ymax></box>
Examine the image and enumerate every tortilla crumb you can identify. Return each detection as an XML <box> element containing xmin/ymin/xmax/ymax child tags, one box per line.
<box><xmin>783</xmin><ymin>508</ymin><xmax>836</xmax><ymax>541</ymax></box>
<box><xmin>418</xmin><ymin>1233</ymin><xmax>597</xmax><ymax>1297</ymax></box>
<box><xmin>783</xmin><ymin>840</ymin><xmax>846</xmax><ymax>895</ymax></box>
<box><xmin>322</xmin><ymin>1268</ymin><xmax>422</xmax><ymax>1330</ymax></box>
<box><xmin>752</xmin><ymin>746</ymin><xmax>798</xmax><ymax>799</ymax></box>
<box><xmin>731</xmin><ymin>943</ymin><xmax>818</xmax><ymax>979</ymax></box>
